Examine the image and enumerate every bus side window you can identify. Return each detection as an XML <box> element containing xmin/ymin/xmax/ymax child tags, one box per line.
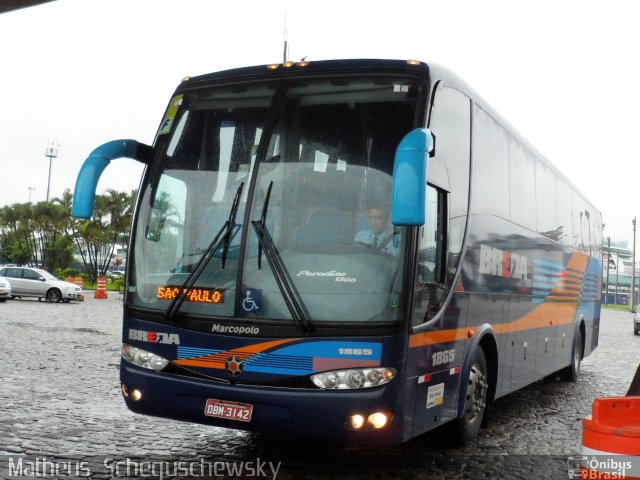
<box><xmin>428</xmin><ymin>86</ymin><xmax>470</xmax><ymax>283</ymax></box>
<box><xmin>413</xmin><ymin>184</ymin><xmax>448</xmax><ymax>326</ymax></box>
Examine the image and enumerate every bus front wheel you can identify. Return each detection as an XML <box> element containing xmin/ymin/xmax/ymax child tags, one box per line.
<box><xmin>455</xmin><ymin>346</ymin><xmax>489</xmax><ymax>444</ymax></box>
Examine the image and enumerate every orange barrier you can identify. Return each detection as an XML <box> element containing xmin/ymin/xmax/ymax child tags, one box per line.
<box><xmin>95</xmin><ymin>277</ymin><xmax>108</xmax><ymax>299</ymax></box>
<box><xmin>74</xmin><ymin>276</ymin><xmax>85</xmax><ymax>301</ymax></box>
<box><xmin>580</xmin><ymin>396</ymin><xmax>640</xmax><ymax>478</ymax></box>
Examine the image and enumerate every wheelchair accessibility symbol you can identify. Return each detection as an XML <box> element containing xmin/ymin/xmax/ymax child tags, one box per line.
<box><xmin>241</xmin><ymin>288</ymin><xmax>262</xmax><ymax>312</ymax></box>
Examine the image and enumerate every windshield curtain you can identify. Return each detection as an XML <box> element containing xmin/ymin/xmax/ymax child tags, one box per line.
<box><xmin>131</xmin><ymin>76</ymin><xmax>420</xmax><ymax>325</ymax></box>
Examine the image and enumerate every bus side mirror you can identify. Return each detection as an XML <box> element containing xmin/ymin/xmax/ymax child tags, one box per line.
<box><xmin>391</xmin><ymin>128</ymin><xmax>433</xmax><ymax>226</ymax></box>
<box><xmin>72</xmin><ymin>140</ymin><xmax>152</xmax><ymax>219</ymax></box>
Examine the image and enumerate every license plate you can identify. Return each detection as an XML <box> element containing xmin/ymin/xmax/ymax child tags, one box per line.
<box><xmin>204</xmin><ymin>398</ymin><xmax>253</xmax><ymax>422</ymax></box>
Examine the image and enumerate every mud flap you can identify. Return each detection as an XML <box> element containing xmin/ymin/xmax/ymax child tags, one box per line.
<box><xmin>627</xmin><ymin>364</ymin><xmax>640</xmax><ymax>396</ymax></box>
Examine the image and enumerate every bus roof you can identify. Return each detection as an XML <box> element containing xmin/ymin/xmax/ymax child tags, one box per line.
<box><xmin>179</xmin><ymin>58</ymin><xmax>599</xmax><ymax>217</ymax></box>
<box><xmin>427</xmin><ymin>62</ymin><xmax>600</xmax><ymax>216</ymax></box>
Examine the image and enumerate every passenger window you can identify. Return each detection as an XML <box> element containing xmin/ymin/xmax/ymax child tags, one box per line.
<box><xmin>574</xmin><ymin>195</ymin><xmax>593</xmax><ymax>255</ymax></box>
<box><xmin>428</xmin><ymin>86</ymin><xmax>470</xmax><ymax>282</ymax></box>
<box><xmin>429</xmin><ymin>87</ymin><xmax>470</xmax><ymax>218</ymax></box>
<box><xmin>6</xmin><ymin>268</ymin><xmax>21</xmax><ymax>278</ymax></box>
<box><xmin>536</xmin><ymin>160</ymin><xmax>559</xmax><ymax>241</ymax></box>
<box><xmin>556</xmin><ymin>180</ymin><xmax>573</xmax><ymax>248</ymax></box>
<box><xmin>508</xmin><ymin>138</ymin><xmax>536</xmax><ymax>231</ymax></box>
<box><xmin>471</xmin><ymin>106</ymin><xmax>509</xmax><ymax>218</ymax></box>
<box><xmin>23</xmin><ymin>270</ymin><xmax>41</xmax><ymax>280</ymax></box>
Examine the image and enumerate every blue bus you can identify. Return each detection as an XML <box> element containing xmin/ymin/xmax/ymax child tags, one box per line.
<box><xmin>73</xmin><ymin>59</ymin><xmax>602</xmax><ymax>445</ymax></box>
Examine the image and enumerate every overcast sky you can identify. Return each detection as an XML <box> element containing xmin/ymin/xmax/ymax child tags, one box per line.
<box><xmin>1</xmin><ymin>0</ymin><xmax>639</xmax><ymax>244</ymax></box>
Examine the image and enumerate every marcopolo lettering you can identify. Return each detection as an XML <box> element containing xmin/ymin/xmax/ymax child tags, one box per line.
<box><xmin>129</xmin><ymin>329</ymin><xmax>180</xmax><ymax>345</ymax></box>
<box><xmin>479</xmin><ymin>244</ymin><xmax>528</xmax><ymax>280</ymax></box>
<box><xmin>211</xmin><ymin>324</ymin><xmax>260</xmax><ymax>335</ymax></box>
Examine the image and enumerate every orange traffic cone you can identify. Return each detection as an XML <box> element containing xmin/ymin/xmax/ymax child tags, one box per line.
<box><xmin>95</xmin><ymin>277</ymin><xmax>108</xmax><ymax>299</ymax></box>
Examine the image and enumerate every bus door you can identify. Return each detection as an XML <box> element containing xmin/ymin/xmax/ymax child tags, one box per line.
<box><xmin>408</xmin><ymin>184</ymin><xmax>468</xmax><ymax>436</ymax></box>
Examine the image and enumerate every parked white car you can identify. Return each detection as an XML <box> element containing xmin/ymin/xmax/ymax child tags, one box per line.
<box><xmin>0</xmin><ymin>267</ymin><xmax>83</xmax><ymax>302</ymax></box>
<box><xmin>0</xmin><ymin>277</ymin><xmax>11</xmax><ymax>302</ymax></box>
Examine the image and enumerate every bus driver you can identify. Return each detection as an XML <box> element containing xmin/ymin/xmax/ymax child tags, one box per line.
<box><xmin>354</xmin><ymin>206</ymin><xmax>399</xmax><ymax>255</ymax></box>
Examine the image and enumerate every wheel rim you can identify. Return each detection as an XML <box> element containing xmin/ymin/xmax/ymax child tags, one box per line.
<box><xmin>464</xmin><ymin>363</ymin><xmax>488</xmax><ymax>423</ymax></box>
<box><xmin>573</xmin><ymin>338</ymin><xmax>581</xmax><ymax>374</ymax></box>
<box><xmin>47</xmin><ymin>289</ymin><xmax>61</xmax><ymax>302</ymax></box>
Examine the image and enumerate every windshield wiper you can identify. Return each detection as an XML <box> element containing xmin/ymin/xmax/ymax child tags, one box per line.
<box><xmin>251</xmin><ymin>181</ymin><xmax>311</xmax><ymax>331</ymax></box>
<box><xmin>165</xmin><ymin>182</ymin><xmax>244</xmax><ymax>321</ymax></box>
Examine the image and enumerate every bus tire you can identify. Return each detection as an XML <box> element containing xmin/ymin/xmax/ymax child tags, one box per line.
<box><xmin>560</xmin><ymin>328</ymin><xmax>582</xmax><ymax>382</ymax></box>
<box><xmin>455</xmin><ymin>346</ymin><xmax>489</xmax><ymax>444</ymax></box>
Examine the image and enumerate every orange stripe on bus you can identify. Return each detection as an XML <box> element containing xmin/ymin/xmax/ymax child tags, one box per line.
<box><xmin>410</xmin><ymin>299</ymin><xmax>579</xmax><ymax>348</ymax></box>
<box><xmin>409</xmin><ymin>252</ymin><xmax>592</xmax><ymax>349</ymax></box>
<box><xmin>175</xmin><ymin>359</ymin><xmax>226</xmax><ymax>369</ymax></box>
<box><xmin>174</xmin><ymin>338</ymin><xmax>300</xmax><ymax>369</ymax></box>
<box><xmin>567</xmin><ymin>252</ymin><xmax>589</xmax><ymax>273</ymax></box>
<box><xmin>409</xmin><ymin>328</ymin><xmax>470</xmax><ymax>348</ymax></box>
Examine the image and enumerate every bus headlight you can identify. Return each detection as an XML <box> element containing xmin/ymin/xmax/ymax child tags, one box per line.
<box><xmin>122</xmin><ymin>344</ymin><xmax>169</xmax><ymax>371</ymax></box>
<box><xmin>311</xmin><ymin>368</ymin><xmax>396</xmax><ymax>389</ymax></box>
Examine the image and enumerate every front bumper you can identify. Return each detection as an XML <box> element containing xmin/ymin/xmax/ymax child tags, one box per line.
<box><xmin>120</xmin><ymin>362</ymin><xmax>404</xmax><ymax>446</ymax></box>
<box><xmin>62</xmin><ymin>290</ymin><xmax>83</xmax><ymax>300</ymax></box>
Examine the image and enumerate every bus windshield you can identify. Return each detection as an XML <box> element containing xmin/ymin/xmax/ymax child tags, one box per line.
<box><xmin>130</xmin><ymin>75</ymin><xmax>421</xmax><ymax>325</ymax></box>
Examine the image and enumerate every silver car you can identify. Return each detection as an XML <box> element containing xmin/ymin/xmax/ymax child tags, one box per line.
<box><xmin>0</xmin><ymin>267</ymin><xmax>83</xmax><ymax>303</ymax></box>
<box><xmin>0</xmin><ymin>277</ymin><xmax>11</xmax><ymax>302</ymax></box>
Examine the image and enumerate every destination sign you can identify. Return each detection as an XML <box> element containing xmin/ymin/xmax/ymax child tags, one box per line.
<box><xmin>157</xmin><ymin>286</ymin><xmax>225</xmax><ymax>304</ymax></box>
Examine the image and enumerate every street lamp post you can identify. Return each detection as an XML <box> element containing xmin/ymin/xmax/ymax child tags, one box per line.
<box><xmin>27</xmin><ymin>187</ymin><xmax>35</xmax><ymax>204</ymax></box>
<box><xmin>605</xmin><ymin>236</ymin><xmax>611</xmax><ymax>305</ymax></box>
<box><xmin>615</xmin><ymin>248</ymin><xmax>619</xmax><ymax>305</ymax></box>
<box><xmin>44</xmin><ymin>139</ymin><xmax>58</xmax><ymax>202</ymax></box>
<box><xmin>632</xmin><ymin>217</ymin><xmax>637</xmax><ymax>311</ymax></box>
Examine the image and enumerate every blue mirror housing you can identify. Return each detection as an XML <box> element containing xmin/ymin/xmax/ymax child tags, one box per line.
<box><xmin>391</xmin><ymin>128</ymin><xmax>432</xmax><ymax>226</ymax></box>
<box><xmin>72</xmin><ymin>140</ymin><xmax>150</xmax><ymax>219</ymax></box>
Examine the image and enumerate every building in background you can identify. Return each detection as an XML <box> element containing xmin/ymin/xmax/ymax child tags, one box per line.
<box><xmin>603</xmin><ymin>239</ymin><xmax>640</xmax><ymax>305</ymax></box>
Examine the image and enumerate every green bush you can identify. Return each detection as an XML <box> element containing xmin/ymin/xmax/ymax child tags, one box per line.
<box><xmin>111</xmin><ymin>278</ymin><xmax>124</xmax><ymax>291</ymax></box>
<box><xmin>54</xmin><ymin>267</ymin><xmax>81</xmax><ymax>280</ymax></box>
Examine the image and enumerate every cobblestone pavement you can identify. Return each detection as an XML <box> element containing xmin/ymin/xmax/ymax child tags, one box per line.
<box><xmin>0</xmin><ymin>296</ymin><xmax>638</xmax><ymax>479</ymax></box>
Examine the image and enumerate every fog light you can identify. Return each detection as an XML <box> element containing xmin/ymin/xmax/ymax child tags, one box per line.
<box><xmin>348</xmin><ymin>414</ymin><xmax>365</xmax><ymax>429</ymax></box>
<box><xmin>131</xmin><ymin>389</ymin><xmax>142</xmax><ymax>402</ymax></box>
<box><xmin>367</xmin><ymin>412</ymin><xmax>388</xmax><ymax>429</ymax></box>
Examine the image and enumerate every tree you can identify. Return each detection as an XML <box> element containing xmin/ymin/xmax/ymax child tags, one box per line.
<box><xmin>0</xmin><ymin>188</ymin><xmax>134</xmax><ymax>280</ymax></box>
<box><xmin>0</xmin><ymin>203</ymin><xmax>38</xmax><ymax>266</ymax></box>
<box><xmin>73</xmin><ymin>190</ymin><xmax>136</xmax><ymax>282</ymax></box>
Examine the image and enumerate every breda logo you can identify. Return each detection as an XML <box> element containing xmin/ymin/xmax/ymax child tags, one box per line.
<box><xmin>128</xmin><ymin>329</ymin><xmax>180</xmax><ymax>345</ymax></box>
<box><xmin>479</xmin><ymin>244</ymin><xmax>528</xmax><ymax>280</ymax></box>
